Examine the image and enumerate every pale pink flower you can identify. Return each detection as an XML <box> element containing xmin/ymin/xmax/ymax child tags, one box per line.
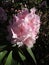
<box><xmin>8</xmin><ymin>8</ymin><xmax>40</xmax><ymax>48</ymax></box>
<box><xmin>17</xmin><ymin>8</ymin><xmax>29</xmax><ymax>19</ymax></box>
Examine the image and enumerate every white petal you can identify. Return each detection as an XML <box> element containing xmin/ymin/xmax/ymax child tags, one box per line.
<box><xmin>11</xmin><ymin>28</ymin><xmax>17</xmax><ymax>38</ymax></box>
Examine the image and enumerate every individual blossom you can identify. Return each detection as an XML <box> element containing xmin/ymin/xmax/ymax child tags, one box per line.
<box><xmin>8</xmin><ymin>7</ymin><xmax>40</xmax><ymax>48</ymax></box>
<box><xmin>0</xmin><ymin>7</ymin><xmax>7</xmax><ymax>23</ymax></box>
<box><xmin>17</xmin><ymin>8</ymin><xmax>29</xmax><ymax>19</ymax></box>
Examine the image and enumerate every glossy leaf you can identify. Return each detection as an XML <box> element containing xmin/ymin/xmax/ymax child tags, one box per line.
<box><xmin>18</xmin><ymin>51</ymin><xmax>26</xmax><ymax>61</ymax></box>
<box><xmin>26</xmin><ymin>48</ymin><xmax>36</xmax><ymax>64</ymax></box>
<box><xmin>5</xmin><ymin>51</ymin><xmax>12</xmax><ymax>65</ymax></box>
<box><xmin>0</xmin><ymin>51</ymin><xmax>7</xmax><ymax>64</ymax></box>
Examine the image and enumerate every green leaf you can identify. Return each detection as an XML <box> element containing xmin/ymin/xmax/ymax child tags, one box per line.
<box><xmin>26</xmin><ymin>48</ymin><xmax>36</xmax><ymax>64</ymax></box>
<box><xmin>18</xmin><ymin>51</ymin><xmax>26</xmax><ymax>61</ymax></box>
<box><xmin>11</xmin><ymin>59</ymin><xmax>17</xmax><ymax>65</ymax></box>
<box><xmin>4</xmin><ymin>51</ymin><xmax>21</xmax><ymax>65</ymax></box>
<box><xmin>0</xmin><ymin>51</ymin><xmax>7</xmax><ymax>64</ymax></box>
<box><xmin>5</xmin><ymin>51</ymin><xmax>12</xmax><ymax>65</ymax></box>
<box><xmin>0</xmin><ymin>45</ymin><xmax>6</xmax><ymax>48</ymax></box>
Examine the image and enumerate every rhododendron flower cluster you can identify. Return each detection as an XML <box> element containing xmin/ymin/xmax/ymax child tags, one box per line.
<box><xmin>0</xmin><ymin>7</ymin><xmax>7</xmax><ymax>23</ymax></box>
<box><xmin>8</xmin><ymin>8</ymin><xmax>40</xmax><ymax>48</ymax></box>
